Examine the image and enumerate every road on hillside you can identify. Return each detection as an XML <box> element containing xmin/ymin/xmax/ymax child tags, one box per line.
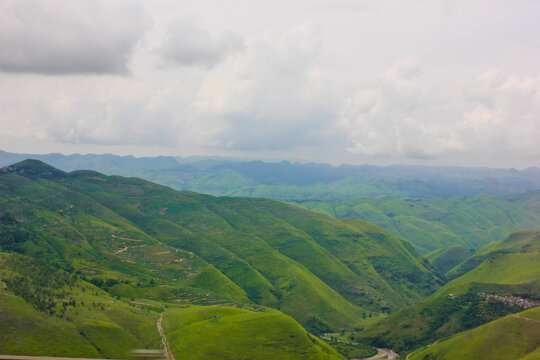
<box><xmin>320</xmin><ymin>335</ymin><xmax>399</xmax><ymax>360</ymax></box>
<box><xmin>157</xmin><ymin>312</ymin><xmax>176</xmax><ymax>360</ymax></box>
<box><xmin>360</xmin><ymin>348</ymin><xmax>399</xmax><ymax>360</ymax></box>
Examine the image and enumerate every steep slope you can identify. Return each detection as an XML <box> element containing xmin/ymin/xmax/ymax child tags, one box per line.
<box><xmin>356</xmin><ymin>230</ymin><xmax>540</xmax><ymax>354</ymax></box>
<box><xmin>298</xmin><ymin>195</ymin><xmax>540</xmax><ymax>253</ymax></box>
<box><xmin>425</xmin><ymin>245</ymin><xmax>474</xmax><ymax>274</ymax></box>
<box><xmin>447</xmin><ymin>229</ymin><xmax>540</xmax><ymax>280</ymax></box>
<box><xmin>408</xmin><ymin>307</ymin><xmax>540</xmax><ymax>360</ymax></box>
<box><xmin>0</xmin><ymin>160</ymin><xmax>442</xmax><ymax>331</ymax></box>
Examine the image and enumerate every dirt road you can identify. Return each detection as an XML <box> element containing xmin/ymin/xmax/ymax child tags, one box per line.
<box><xmin>157</xmin><ymin>312</ymin><xmax>175</xmax><ymax>360</ymax></box>
<box><xmin>360</xmin><ymin>348</ymin><xmax>399</xmax><ymax>360</ymax></box>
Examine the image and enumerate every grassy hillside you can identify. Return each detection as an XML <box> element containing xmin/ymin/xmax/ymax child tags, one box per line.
<box><xmin>0</xmin><ymin>252</ymin><xmax>352</xmax><ymax>360</ymax></box>
<box><xmin>355</xmin><ymin>230</ymin><xmax>540</xmax><ymax>354</ymax></box>
<box><xmin>297</xmin><ymin>195</ymin><xmax>540</xmax><ymax>253</ymax></box>
<box><xmin>447</xmin><ymin>229</ymin><xmax>540</xmax><ymax>280</ymax></box>
<box><xmin>0</xmin><ymin>252</ymin><xmax>161</xmax><ymax>358</ymax></box>
<box><xmin>425</xmin><ymin>245</ymin><xmax>474</xmax><ymax>274</ymax></box>
<box><xmin>408</xmin><ymin>307</ymin><xmax>540</xmax><ymax>360</ymax></box>
<box><xmin>162</xmin><ymin>306</ymin><xmax>345</xmax><ymax>360</ymax></box>
<box><xmin>0</xmin><ymin>160</ymin><xmax>442</xmax><ymax>333</ymax></box>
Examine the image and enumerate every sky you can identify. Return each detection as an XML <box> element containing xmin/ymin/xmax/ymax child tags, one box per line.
<box><xmin>0</xmin><ymin>0</ymin><xmax>539</xmax><ymax>168</ymax></box>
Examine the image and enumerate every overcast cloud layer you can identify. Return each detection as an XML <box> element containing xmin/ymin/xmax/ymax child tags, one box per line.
<box><xmin>0</xmin><ymin>0</ymin><xmax>539</xmax><ymax>168</ymax></box>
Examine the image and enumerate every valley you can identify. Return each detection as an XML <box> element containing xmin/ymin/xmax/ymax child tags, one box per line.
<box><xmin>0</xmin><ymin>160</ymin><xmax>538</xmax><ymax>360</ymax></box>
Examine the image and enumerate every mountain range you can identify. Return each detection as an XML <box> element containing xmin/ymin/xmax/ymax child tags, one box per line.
<box><xmin>2</xmin><ymin>150</ymin><xmax>540</xmax><ymax>201</ymax></box>
<box><xmin>1</xmin><ymin>159</ymin><xmax>539</xmax><ymax>359</ymax></box>
<box><xmin>0</xmin><ymin>159</ymin><xmax>448</xmax><ymax>359</ymax></box>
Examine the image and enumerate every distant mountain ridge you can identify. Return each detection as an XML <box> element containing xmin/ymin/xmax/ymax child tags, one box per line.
<box><xmin>1</xmin><ymin>150</ymin><xmax>540</xmax><ymax>200</ymax></box>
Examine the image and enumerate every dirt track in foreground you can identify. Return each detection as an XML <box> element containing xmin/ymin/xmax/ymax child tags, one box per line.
<box><xmin>157</xmin><ymin>312</ymin><xmax>176</xmax><ymax>360</ymax></box>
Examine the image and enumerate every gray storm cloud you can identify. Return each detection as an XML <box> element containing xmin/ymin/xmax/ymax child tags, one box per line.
<box><xmin>0</xmin><ymin>0</ymin><xmax>146</xmax><ymax>74</ymax></box>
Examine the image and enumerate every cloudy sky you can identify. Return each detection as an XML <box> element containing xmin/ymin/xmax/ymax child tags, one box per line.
<box><xmin>0</xmin><ymin>0</ymin><xmax>539</xmax><ymax>168</ymax></box>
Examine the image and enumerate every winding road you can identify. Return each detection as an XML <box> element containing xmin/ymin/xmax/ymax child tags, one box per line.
<box><xmin>320</xmin><ymin>335</ymin><xmax>399</xmax><ymax>360</ymax></box>
<box><xmin>360</xmin><ymin>348</ymin><xmax>399</xmax><ymax>360</ymax></box>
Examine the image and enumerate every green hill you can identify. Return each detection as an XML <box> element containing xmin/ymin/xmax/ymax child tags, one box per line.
<box><xmin>0</xmin><ymin>160</ymin><xmax>442</xmax><ymax>334</ymax></box>
<box><xmin>408</xmin><ymin>306</ymin><xmax>540</xmax><ymax>360</ymax></box>
<box><xmin>425</xmin><ymin>245</ymin><xmax>474</xmax><ymax>275</ymax></box>
<box><xmin>0</xmin><ymin>252</ymin><xmax>161</xmax><ymax>358</ymax></box>
<box><xmin>162</xmin><ymin>306</ymin><xmax>345</xmax><ymax>360</ymax></box>
<box><xmin>447</xmin><ymin>229</ymin><xmax>540</xmax><ymax>280</ymax></box>
<box><xmin>0</xmin><ymin>252</ymin><xmax>345</xmax><ymax>359</ymax></box>
<box><xmin>355</xmin><ymin>230</ymin><xmax>540</xmax><ymax>354</ymax></box>
<box><xmin>297</xmin><ymin>194</ymin><xmax>540</xmax><ymax>253</ymax></box>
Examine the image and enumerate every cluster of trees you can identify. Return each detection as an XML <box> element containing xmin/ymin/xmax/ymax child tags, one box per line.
<box><xmin>0</xmin><ymin>212</ymin><xmax>33</xmax><ymax>253</ymax></box>
<box><xmin>3</xmin><ymin>255</ymin><xmax>78</xmax><ymax>314</ymax></box>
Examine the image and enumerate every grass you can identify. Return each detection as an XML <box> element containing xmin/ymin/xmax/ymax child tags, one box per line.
<box><xmin>425</xmin><ymin>245</ymin><xmax>473</xmax><ymax>275</ymax></box>
<box><xmin>1</xmin><ymin>251</ymin><xmax>350</xmax><ymax>360</ymax></box>
<box><xmin>296</xmin><ymin>195</ymin><xmax>540</xmax><ymax>254</ymax></box>
<box><xmin>352</xmin><ymin>230</ymin><xmax>540</xmax><ymax>354</ymax></box>
<box><xmin>0</xmin><ymin>160</ymin><xmax>443</xmax><ymax>331</ymax></box>
<box><xmin>0</xmin><ymin>252</ymin><xmax>161</xmax><ymax>358</ymax></box>
<box><xmin>0</xmin><ymin>294</ymin><xmax>100</xmax><ymax>357</ymax></box>
<box><xmin>162</xmin><ymin>305</ymin><xmax>345</xmax><ymax>360</ymax></box>
<box><xmin>326</xmin><ymin>341</ymin><xmax>377</xmax><ymax>359</ymax></box>
<box><xmin>408</xmin><ymin>307</ymin><xmax>540</xmax><ymax>360</ymax></box>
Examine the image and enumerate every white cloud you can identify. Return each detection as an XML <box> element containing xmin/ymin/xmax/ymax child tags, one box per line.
<box><xmin>460</xmin><ymin>73</ymin><xmax>540</xmax><ymax>159</ymax></box>
<box><xmin>340</xmin><ymin>58</ymin><xmax>464</xmax><ymax>159</ymax></box>
<box><xmin>0</xmin><ymin>0</ymin><xmax>540</xmax><ymax>167</ymax></box>
<box><xmin>340</xmin><ymin>60</ymin><xmax>540</xmax><ymax>164</ymax></box>
<box><xmin>188</xmin><ymin>22</ymin><xmax>334</xmax><ymax>150</ymax></box>
<box><xmin>159</xmin><ymin>17</ymin><xmax>244</xmax><ymax>68</ymax></box>
<box><xmin>0</xmin><ymin>0</ymin><xmax>147</xmax><ymax>74</ymax></box>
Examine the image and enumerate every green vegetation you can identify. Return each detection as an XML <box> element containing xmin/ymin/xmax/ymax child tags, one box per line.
<box><xmin>353</xmin><ymin>230</ymin><xmax>540</xmax><ymax>354</ymax></box>
<box><xmin>162</xmin><ymin>306</ymin><xmax>345</xmax><ymax>360</ymax></box>
<box><xmin>3</xmin><ymin>150</ymin><xmax>540</xmax><ymax>201</ymax></box>
<box><xmin>297</xmin><ymin>195</ymin><xmax>540</xmax><ymax>253</ymax></box>
<box><xmin>3</xmin><ymin>159</ymin><xmax>537</xmax><ymax>359</ymax></box>
<box><xmin>0</xmin><ymin>252</ymin><xmax>161</xmax><ymax>358</ymax></box>
<box><xmin>326</xmin><ymin>341</ymin><xmax>376</xmax><ymax>359</ymax></box>
<box><xmin>0</xmin><ymin>251</ymin><xmax>351</xmax><ymax>359</ymax></box>
<box><xmin>408</xmin><ymin>307</ymin><xmax>540</xmax><ymax>360</ymax></box>
<box><xmin>0</xmin><ymin>160</ymin><xmax>442</xmax><ymax>332</ymax></box>
<box><xmin>425</xmin><ymin>245</ymin><xmax>474</xmax><ymax>275</ymax></box>
<box><xmin>447</xmin><ymin>229</ymin><xmax>540</xmax><ymax>280</ymax></box>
